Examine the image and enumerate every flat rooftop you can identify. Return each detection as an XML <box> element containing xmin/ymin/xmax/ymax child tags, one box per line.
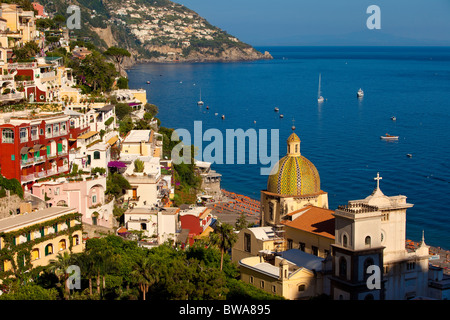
<box><xmin>123</xmin><ymin>130</ymin><xmax>152</xmax><ymax>143</ymax></box>
<box><xmin>0</xmin><ymin>206</ymin><xmax>76</xmax><ymax>233</ymax></box>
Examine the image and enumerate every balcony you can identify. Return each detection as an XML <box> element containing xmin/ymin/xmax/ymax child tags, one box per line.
<box><xmin>0</xmin><ymin>92</ymin><xmax>24</xmax><ymax>102</ymax></box>
<box><xmin>58</xmin><ymin>165</ymin><xmax>69</xmax><ymax>173</ymax></box>
<box><xmin>34</xmin><ymin>155</ymin><xmax>46</xmax><ymax>163</ymax></box>
<box><xmin>47</xmin><ymin>153</ymin><xmax>57</xmax><ymax>160</ymax></box>
<box><xmin>21</xmin><ymin>173</ymin><xmax>35</xmax><ymax>182</ymax></box>
<box><xmin>20</xmin><ymin>158</ymin><xmax>34</xmax><ymax>167</ymax></box>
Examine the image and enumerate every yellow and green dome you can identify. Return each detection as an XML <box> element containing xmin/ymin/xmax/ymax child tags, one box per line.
<box><xmin>267</xmin><ymin>132</ymin><xmax>321</xmax><ymax>196</ymax></box>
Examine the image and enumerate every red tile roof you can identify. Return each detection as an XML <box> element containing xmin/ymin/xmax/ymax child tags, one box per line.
<box><xmin>281</xmin><ymin>205</ymin><xmax>335</xmax><ymax>239</ymax></box>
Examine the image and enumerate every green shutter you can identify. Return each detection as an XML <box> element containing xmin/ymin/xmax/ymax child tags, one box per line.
<box><xmin>46</xmin><ymin>145</ymin><xmax>50</xmax><ymax>155</ymax></box>
<box><xmin>57</xmin><ymin>143</ymin><xmax>62</xmax><ymax>153</ymax></box>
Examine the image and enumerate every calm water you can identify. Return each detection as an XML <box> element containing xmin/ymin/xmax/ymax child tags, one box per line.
<box><xmin>127</xmin><ymin>46</ymin><xmax>450</xmax><ymax>249</ymax></box>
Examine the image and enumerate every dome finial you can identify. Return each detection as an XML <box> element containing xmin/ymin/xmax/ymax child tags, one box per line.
<box><xmin>291</xmin><ymin>118</ymin><xmax>296</xmax><ymax>131</ymax></box>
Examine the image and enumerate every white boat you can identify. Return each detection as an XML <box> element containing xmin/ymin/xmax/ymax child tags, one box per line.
<box><xmin>391</xmin><ymin>116</ymin><xmax>396</xmax><ymax>121</ymax></box>
<box><xmin>357</xmin><ymin>88</ymin><xmax>364</xmax><ymax>98</ymax></box>
<box><xmin>197</xmin><ymin>88</ymin><xmax>204</xmax><ymax>106</ymax></box>
<box><xmin>317</xmin><ymin>73</ymin><xmax>324</xmax><ymax>102</ymax></box>
<box><xmin>274</xmin><ymin>107</ymin><xmax>279</xmax><ymax>112</ymax></box>
<box><xmin>380</xmin><ymin>133</ymin><xmax>399</xmax><ymax>140</ymax></box>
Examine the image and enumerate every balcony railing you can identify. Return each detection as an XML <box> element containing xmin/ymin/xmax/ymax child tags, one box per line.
<box><xmin>0</xmin><ymin>92</ymin><xmax>24</xmax><ymax>101</ymax></box>
<box><xmin>58</xmin><ymin>165</ymin><xmax>69</xmax><ymax>173</ymax></box>
<box><xmin>34</xmin><ymin>155</ymin><xmax>46</xmax><ymax>163</ymax></box>
<box><xmin>21</xmin><ymin>173</ymin><xmax>35</xmax><ymax>182</ymax></box>
<box><xmin>47</xmin><ymin>153</ymin><xmax>57</xmax><ymax>159</ymax></box>
<box><xmin>20</xmin><ymin>158</ymin><xmax>34</xmax><ymax>167</ymax></box>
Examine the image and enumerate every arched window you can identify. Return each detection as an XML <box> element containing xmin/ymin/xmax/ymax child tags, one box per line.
<box><xmin>298</xmin><ymin>284</ymin><xmax>306</xmax><ymax>292</ymax></box>
<box><xmin>31</xmin><ymin>248</ymin><xmax>40</xmax><ymax>260</ymax></box>
<box><xmin>342</xmin><ymin>234</ymin><xmax>348</xmax><ymax>247</ymax></box>
<box><xmin>2</xmin><ymin>129</ymin><xmax>14</xmax><ymax>143</ymax></box>
<box><xmin>73</xmin><ymin>235</ymin><xmax>80</xmax><ymax>246</ymax></box>
<box><xmin>93</xmin><ymin>151</ymin><xmax>101</xmax><ymax>160</ymax></box>
<box><xmin>364</xmin><ymin>258</ymin><xmax>374</xmax><ymax>281</ymax></box>
<box><xmin>45</xmin><ymin>244</ymin><xmax>53</xmax><ymax>256</ymax></box>
<box><xmin>59</xmin><ymin>239</ymin><xmax>66</xmax><ymax>251</ymax></box>
<box><xmin>339</xmin><ymin>257</ymin><xmax>347</xmax><ymax>279</ymax></box>
<box><xmin>365</xmin><ymin>236</ymin><xmax>371</xmax><ymax>247</ymax></box>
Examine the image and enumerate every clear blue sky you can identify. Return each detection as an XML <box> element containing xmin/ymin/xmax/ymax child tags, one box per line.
<box><xmin>175</xmin><ymin>0</ymin><xmax>450</xmax><ymax>46</ymax></box>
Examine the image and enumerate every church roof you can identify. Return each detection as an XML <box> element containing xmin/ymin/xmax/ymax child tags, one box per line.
<box><xmin>281</xmin><ymin>205</ymin><xmax>335</xmax><ymax>239</ymax></box>
<box><xmin>267</xmin><ymin>154</ymin><xmax>321</xmax><ymax>196</ymax></box>
<box><xmin>287</xmin><ymin>132</ymin><xmax>300</xmax><ymax>143</ymax></box>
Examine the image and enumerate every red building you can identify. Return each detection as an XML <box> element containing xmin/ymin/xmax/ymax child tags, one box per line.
<box><xmin>0</xmin><ymin>113</ymin><xmax>71</xmax><ymax>189</ymax></box>
<box><xmin>179</xmin><ymin>207</ymin><xmax>214</xmax><ymax>246</ymax></box>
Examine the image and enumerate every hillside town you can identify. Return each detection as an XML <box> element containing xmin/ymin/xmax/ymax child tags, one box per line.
<box><xmin>0</xmin><ymin>1</ymin><xmax>449</xmax><ymax>303</ymax></box>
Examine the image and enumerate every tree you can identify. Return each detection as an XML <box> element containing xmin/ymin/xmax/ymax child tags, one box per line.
<box><xmin>106</xmin><ymin>173</ymin><xmax>131</xmax><ymax>198</ymax></box>
<box><xmin>104</xmin><ymin>46</ymin><xmax>131</xmax><ymax>75</ymax></box>
<box><xmin>209</xmin><ymin>223</ymin><xmax>238</xmax><ymax>271</ymax></box>
<box><xmin>235</xmin><ymin>212</ymin><xmax>249</xmax><ymax>231</ymax></box>
<box><xmin>131</xmin><ymin>255</ymin><xmax>159</xmax><ymax>300</ymax></box>
<box><xmin>114</xmin><ymin>103</ymin><xmax>133</xmax><ymax>121</ymax></box>
<box><xmin>12</xmin><ymin>41</ymin><xmax>40</xmax><ymax>62</ymax></box>
<box><xmin>48</xmin><ymin>251</ymin><xmax>73</xmax><ymax>299</ymax></box>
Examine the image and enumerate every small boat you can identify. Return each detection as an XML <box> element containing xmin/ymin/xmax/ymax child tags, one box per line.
<box><xmin>391</xmin><ymin>116</ymin><xmax>396</xmax><ymax>121</ymax></box>
<box><xmin>274</xmin><ymin>107</ymin><xmax>279</xmax><ymax>112</ymax></box>
<box><xmin>380</xmin><ymin>133</ymin><xmax>399</xmax><ymax>140</ymax></box>
<box><xmin>406</xmin><ymin>154</ymin><xmax>413</xmax><ymax>158</ymax></box>
<box><xmin>197</xmin><ymin>88</ymin><xmax>204</xmax><ymax>106</ymax></box>
<box><xmin>206</xmin><ymin>106</ymin><xmax>209</xmax><ymax>110</ymax></box>
<box><xmin>215</xmin><ymin>113</ymin><xmax>218</xmax><ymax>116</ymax></box>
<box><xmin>357</xmin><ymin>88</ymin><xmax>364</xmax><ymax>98</ymax></box>
<box><xmin>317</xmin><ymin>73</ymin><xmax>324</xmax><ymax>102</ymax></box>
<box><xmin>146</xmin><ymin>81</ymin><xmax>150</xmax><ymax>84</ymax></box>
<box><xmin>221</xmin><ymin>115</ymin><xmax>225</xmax><ymax>120</ymax></box>
<box><xmin>279</xmin><ymin>114</ymin><xmax>284</xmax><ymax>118</ymax></box>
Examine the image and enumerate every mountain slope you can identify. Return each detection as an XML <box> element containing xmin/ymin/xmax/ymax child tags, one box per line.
<box><xmin>39</xmin><ymin>0</ymin><xmax>272</xmax><ymax>63</ymax></box>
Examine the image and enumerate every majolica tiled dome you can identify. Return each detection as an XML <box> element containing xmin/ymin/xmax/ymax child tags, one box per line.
<box><xmin>267</xmin><ymin>132</ymin><xmax>321</xmax><ymax>196</ymax></box>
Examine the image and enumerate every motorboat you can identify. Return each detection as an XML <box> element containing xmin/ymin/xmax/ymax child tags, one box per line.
<box><xmin>274</xmin><ymin>107</ymin><xmax>279</xmax><ymax>112</ymax></box>
<box><xmin>391</xmin><ymin>116</ymin><xmax>396</xmax><ymax>121</ymax></box>
<box><xmin>357</xmin><ymin>88</ymin><xmax>364</xmax><ymax>98</ymax></box>
<box><xmin>380</xmin><ymin>133</ymin><xmax>399</xmax><ymax>140</ymax></box>
<box><xmin>317</xmin><ymin>73</ymin><xmax>324</xmax><ymax>102</ymax></box>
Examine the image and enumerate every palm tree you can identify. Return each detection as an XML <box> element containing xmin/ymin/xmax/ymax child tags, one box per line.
<box><xmin>209</xmin><ymin>222</ymin><xmax>237</xmax><ymax>271</ymax></box>
<box><xmin>131</xmin><ymin>255</ymin><xmax>159</xmax><ymax>300</ymax></box>
<box><xmin>48</xmin><ymin>251</ymin><xmax>73</xmax><ymax>299</ymax></box>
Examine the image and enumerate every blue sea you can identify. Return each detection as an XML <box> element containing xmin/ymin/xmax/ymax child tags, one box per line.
<box><xmin>127</xmin><ymin>46</ymin><xmax>450</xmax><ymax>250</ymax></box>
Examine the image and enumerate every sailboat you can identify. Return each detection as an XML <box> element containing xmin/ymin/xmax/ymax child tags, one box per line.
<box><xmin>317</xmin><ymin>73</ymin><xmax>324</xmax><ymax>103</ymax></box>
<box><xmin>197</xmin><ymin>88</ymin><xmax>204</xmax><ymax>106</ymax></box>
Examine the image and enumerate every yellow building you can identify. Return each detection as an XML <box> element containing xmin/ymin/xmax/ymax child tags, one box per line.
<box><xmin>232</xmin><ymin>226</ymin><xmax>285</xmax><ymax>264</ymax></box>
<box><xmin>281</xmin><ymin>205</ymin><xmax>335</xmax><ymax>258</ymax></box>
<box><xmin>261</xmin><ymin>130</ymin><xmax>329</xmax><ymax>228</ymax></box>
<box><xmin>239</xmin><ymin>250</ymin><xmax>327</xmax><ymax>300</ymax></box>
<box><xmin>121</xmin><ymin>130</ymin><xmax>156</xmax><ymax>157</ymax></box>
<box><xmin>0</xmin><ymin>206</ymin><xmax>83</xmax><ymax>280</ymax></box>
<box><xmin>0</xmin><ymin>3</ymin><xmax>37</xmax><ymax>44</ymax></box>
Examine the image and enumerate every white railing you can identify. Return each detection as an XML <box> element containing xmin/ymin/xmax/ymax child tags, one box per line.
<box><xmin>0</xmin><ymin>92</ymin><xmax>24</xmax><ymax>101</ymax></box>
<box><xmin>21</xmin><ymin>173</ymin><xmax>35</xmax><ymax>182</ymax></box>
<box><xmin>40</xmin><ymin>71</ymin><xmax>56</xmax><ymax>79</ymax></box>
<box><xmin>34</xmin><ymin>155</ymin><xmax>46</xmax><ymax>163</ymax></box>
<box><xmin>58</xmin><ymin>165</ymin><xmax>69</xmax><ymax>173</ymax></box>
<box><xmin>20</xmin><ymin>158</ymin><xmax>34</xmax><ymax>167</ymax></box>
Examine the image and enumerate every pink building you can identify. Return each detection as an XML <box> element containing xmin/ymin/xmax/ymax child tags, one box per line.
<box><xmin>31</xmin><ymin>175</ymin><xmax>115</xmax><ymax>228</ymax></box>
<box><xmin>32</xmin><ymin>2</ymin><xmax>47</xmax><ymax>17</ymax></box>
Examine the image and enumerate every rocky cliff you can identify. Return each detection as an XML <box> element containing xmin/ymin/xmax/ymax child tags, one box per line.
<box><xmin>39</xmin><ymin>0</ymin><xmax>272</xmax><ymax>65</ymax></box>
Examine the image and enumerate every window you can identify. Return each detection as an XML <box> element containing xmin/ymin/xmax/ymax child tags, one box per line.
<box><xmin>339</xmin><ymin>257</ymin><xmax>347</xmax><ymax>278</ymax></box>
<box><xmin>58</xmin><ymin>239</ymin><xmax>66</xmax><ymax>251</ymax></box>
<box><xmin>73</xmin><ymin>235</ymin><xmax>80</xmax><ymax>246</ymax></box>
<box><xmin>31</xmin><ymin>126</ymin><xmax>38</xmax><ymax>139</ymax></box>
<box><xmin>365</xmin><ymin>236</ymin><xmax>372</xmax><ymax>247</ymax></box>
<box><xmin>244</xmin><ymin>233</ymin><xmax>251</xmax><ymax>252</ymax></box>
<box><xmin>407</xmin><ymin>262</ymin><xmax>416</xmax><ymax>271</ymax></box>
<box><xmin>364</xmin><ymin>258</ymin><xmax>374</xmax><ymax>281</ymax></box>
<box><xmin>260</xmin><ymin>280</ymin><xmax>265</xmax><ymax>289</ymax></box>
<box><xmin>53</xmin><ymin>124</ymin><xmax>59</xmax><ymax>136</ymax></box>
<box><xmin>272</xmin><ymin>285</ymin><xmax>276</xmax><ymax>293</ymax></box>
<box><xmin>312</xmin><ymin>246</ymin><xmax>318</xmax><ymax>256</ymax></box>
<box><xmin>19</xmin><ymin>128</ymin><xmax>28</xmax><ymax>142</ymax></box>
<box><xmin>343</xmin><ymin>234</ymin><xmax>348</xmax><ymax>247</ymax></box>
<box><xmin>295</xmin><ymin>144</ymin><xmax>298</xmax><ymax>153</ymax></box>
<box><xmin>287</xmin><ymin>239</ymin><xmax>293</xmax><ymax>250</ymax></box>
<box><xmin>92</xmin><ymin>195</ymin><xmax>97</xmax><ymax>204</ymax></box>
<box><xmin>249</xmin><ymin>276</ymin><xmax>254</xmax><ymax>284</ymax></box>
<box><xmin>45</xmin><ymin>244</ymin><xmax>53</xmax><ymax>256</ymax></box>
<box><xmin>2</xmin><ymin>129</ymin><xmax>14</xmax><ymax>143</ymax></box>
<box><xmin>61</xmin><ymin>122</ymin><xmax>66</xmax><ymax>132</ymax></box>
<box><xmin>31</xmin><ymin>249</ymin><xmax>40</xmax><ymax>260</ymax></box>
<box><xmin>46</xmin><ymin>125</ymin><xmax>52</xmax><ymax>136</ymax></box>
<box><xmin>94</xmin><ymin>151</ymin><xmax>100</xmax><ymax>160</ymax></box>
<box><xmin>299</xmin><ymin>242</ymin><xmax>305</xmax><ymax>251</ymax></box>
<box><xmin>298</xmin><ymin>284</ymin><xmax>306</xmax><ymax>292</ymax></box>
<box><xmin>141</xmin><ymin>223</ymin><xmax>147</xmax><ymax>231</ymax></box>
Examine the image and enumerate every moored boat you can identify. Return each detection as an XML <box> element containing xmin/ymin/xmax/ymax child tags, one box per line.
<box><xmin>380</xmin><ymin>133</ymin><xmax>399</xmax><ymax>140</ymax></box>
<box><xmin>357</xmin><ymin>88</ymin><xmax>364</xmax><ymax>98</ymax></box>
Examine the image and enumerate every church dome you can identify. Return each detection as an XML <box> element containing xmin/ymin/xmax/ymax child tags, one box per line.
<box><xmin>267</xmin><ymin>132</ymin><xmax>321</xmax><ymax>196</ymax></box>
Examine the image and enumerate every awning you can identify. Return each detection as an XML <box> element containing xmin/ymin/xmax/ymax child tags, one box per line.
<box><xmin>33</xmin><ymin>144</ymin><xmax>44</xmax><ymax>151</ymax></box>
<box><xmin>20</xmin><ymin>146</ymin><xmax>31</xmax><ymax>154</ymax></box>
<box><xmin>107</xmin><ymin>135</ymin><xmax>119</xmax><ymax>146</ymax></box>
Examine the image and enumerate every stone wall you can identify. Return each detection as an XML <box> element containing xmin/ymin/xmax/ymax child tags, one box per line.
<box><xmin>0</xmin><ymin>191</ymin><xmax>23</xmax><ymax>219</ymax></box>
